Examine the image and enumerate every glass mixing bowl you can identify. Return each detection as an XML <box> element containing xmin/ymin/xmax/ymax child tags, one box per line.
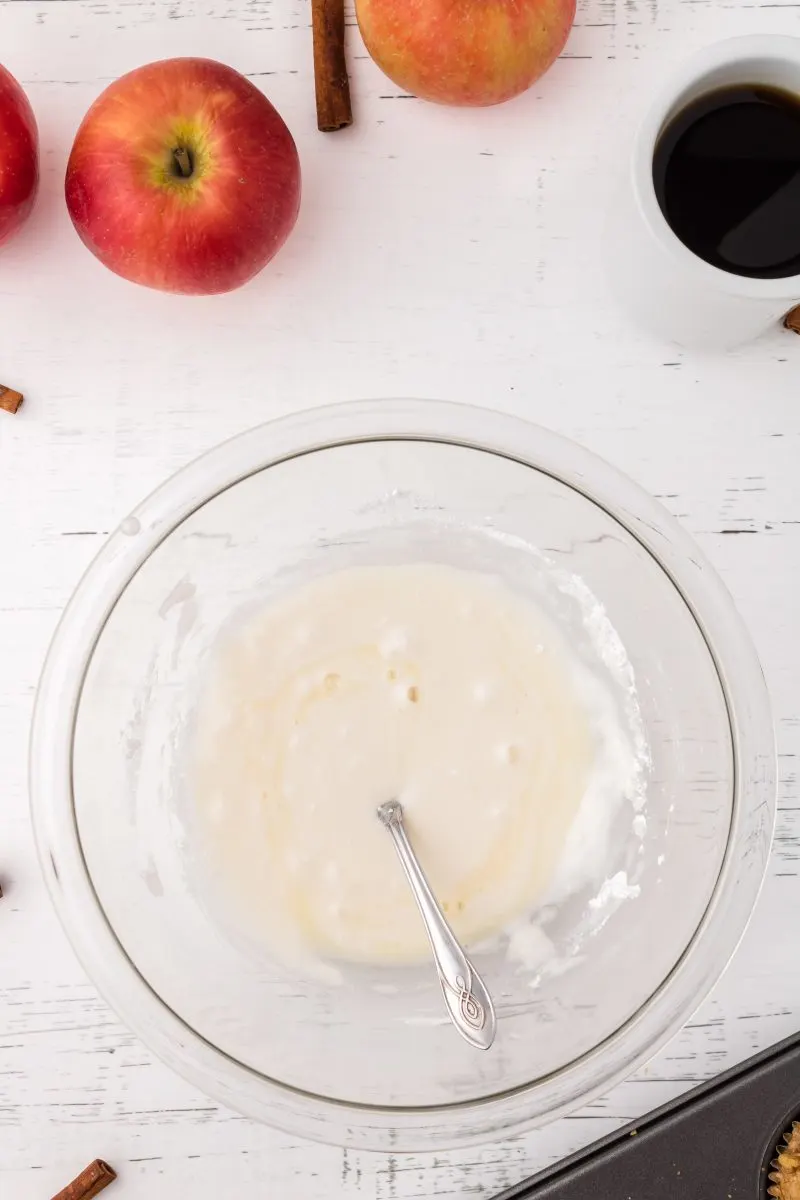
<box><xmin>30</xmin><ymin>401</ymin><xmax>775</xmax><ymax>1151</ymax></box>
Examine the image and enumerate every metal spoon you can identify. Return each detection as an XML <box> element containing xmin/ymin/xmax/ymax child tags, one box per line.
<box><xmin>376</xmin><ymin>799</ymin><xmax>496</xmax><ymax>1050</ymax></box>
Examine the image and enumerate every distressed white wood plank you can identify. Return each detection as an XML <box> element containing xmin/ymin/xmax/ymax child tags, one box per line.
<box><xmin>2</xmin><ymin>0</ymin><xmax>800</xmax><ymax>1195</ymax></box>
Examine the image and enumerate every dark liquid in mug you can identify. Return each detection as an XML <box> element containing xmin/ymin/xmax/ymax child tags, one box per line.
<box><xmin>653</xmin><ymin>84</ymin><xmax>800</xmax><ymax>279</ymax></box>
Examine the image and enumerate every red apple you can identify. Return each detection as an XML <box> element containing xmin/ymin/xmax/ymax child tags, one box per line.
<box><xmin>356</xmin><ymin>0</ymin><xmax>576</xmax><ymax>107</ymax></box>
<box><xmin>65</xmin><ymin>58</ymin><xmax>301</xmax><ymax>295</ymax></box>
<box><xmin>0</xmin><ymin>64</ymin><xmax>39</xmax><ymax>247</ymax></box>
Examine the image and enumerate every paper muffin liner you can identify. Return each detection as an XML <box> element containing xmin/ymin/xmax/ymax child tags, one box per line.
<box><xmin>769</xmin><ymin>1121</ymin><xmax>800</xmax><ymax>1200</ymax></box>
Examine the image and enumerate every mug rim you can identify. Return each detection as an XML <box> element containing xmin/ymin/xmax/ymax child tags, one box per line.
<box><xmin>632</xmin><ymin>34</ymin><xmax>800</xmax><ymax>301</ymax></box>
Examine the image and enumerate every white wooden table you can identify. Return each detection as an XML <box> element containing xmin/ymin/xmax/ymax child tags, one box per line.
<box><xmin>2</xmin><ymin>0</ymin><xmax>799</xmax><ymax>1195</ymax></box>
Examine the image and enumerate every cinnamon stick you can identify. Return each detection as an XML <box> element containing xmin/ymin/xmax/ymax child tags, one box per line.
<box><xmin>51</xmin><ymin>1159</ymin><xmax>117</xmax><ymax>1200</ymax></box>
<box><xmin>784</xmin><ymin>305</ymin><xmax>800</xmax><ymax>335</ymax></box>
<box><xmin>0</xmin><ymin>384</ymin><xmax>23</xmax><ymax>414</ymax></box>
<box><xmin>311</xmin><ymin>0</ymin><xmax>352</xmax><ymax>131</ymax></box>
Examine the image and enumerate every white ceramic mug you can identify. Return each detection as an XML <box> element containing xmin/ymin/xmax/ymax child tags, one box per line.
<box><xmin>607</xmin><ymin>35</ymin><xmax>800</xmax><ymax>350</ymax></box>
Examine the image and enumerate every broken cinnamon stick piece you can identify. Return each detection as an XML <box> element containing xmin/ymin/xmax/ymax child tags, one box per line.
<box><xmin>0</xmin><ymin>384</ymin><xmax>23</xmax><ymax>415</ymax></box>
<box><xmin>311</xmin><ymin>0</ymin><xmax>352</xmax><ymax>131</ymax></box>
<box><xmin>784</xmin><ymin>305</ymin><xmax>800</xmax><ymax>335</ymax></box>
<box><xmin>51</xmin><ymin>1159</ymin><xmax>117</xmax><ymax>1200</ymax></box>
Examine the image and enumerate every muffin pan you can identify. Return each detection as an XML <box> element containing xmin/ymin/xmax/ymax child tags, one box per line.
<box><xmin>494</xmin><ymin>1032</ymin><xmax>800</xmax><ymax>1199</ymax></box>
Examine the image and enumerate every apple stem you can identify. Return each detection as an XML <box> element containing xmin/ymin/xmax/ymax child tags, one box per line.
<box><xmin>172</xmin><ymin>146</ymin><xmax>194</xmax><ymax>179</ymax></box>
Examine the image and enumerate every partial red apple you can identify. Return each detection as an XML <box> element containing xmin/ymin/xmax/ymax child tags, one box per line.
<box><xmin>356</xmin><ymin>0</ymin><xmax>575</xmax><ymax>107</ymax></box>
<box><xmin>65</xmin><ymin>58</ymin><xmax>301</xmax><ymax>294</ymax></box>
<box><xmin>0</xmin><ymin>64</ymin><xmax>39</xmax><ymax>247</ymax></box>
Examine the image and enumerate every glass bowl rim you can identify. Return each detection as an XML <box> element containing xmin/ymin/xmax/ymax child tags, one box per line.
<box><xmin>29</xmin><ymin>399</ymin><xmax>776</xmax><ymax>1151</ymax></box>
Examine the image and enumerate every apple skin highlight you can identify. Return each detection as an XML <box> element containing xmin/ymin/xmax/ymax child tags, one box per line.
<box><xmin>0</xmin><ymin>64</ymin><xmax>39</xmax><ymax>248</ymax></box>
<box><xmin>65</xmin><ymin>58</ymin><xmax>302</xmax><ymax>295</ymax></box>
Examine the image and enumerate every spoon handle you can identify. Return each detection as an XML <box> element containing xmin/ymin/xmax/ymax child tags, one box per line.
<box><xmin>377</xmin><ymin>800</ymin><xmax>496</xmax><ymax>1050</ymax></box>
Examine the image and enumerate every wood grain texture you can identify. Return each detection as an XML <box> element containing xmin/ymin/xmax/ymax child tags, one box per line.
<box><xmin>1</xmin><ymin>0</ymin><xmax>799</xmax><ymax>1196</ymax></box>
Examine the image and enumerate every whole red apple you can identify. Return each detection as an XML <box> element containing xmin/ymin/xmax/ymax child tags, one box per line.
<box><xmin>0</xmin><ymin>64</ymin><xmax>39</xmax><ymax>247</ymax></box>
<box><xmin>65</xmin><ymin>58</ymin><xmax>301</xmax><ymax>294</ymax></box>
<box><xmin>356</xmin><ymin>0</ymin><xmax>575</xmax><ymax>107</ymax></box>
